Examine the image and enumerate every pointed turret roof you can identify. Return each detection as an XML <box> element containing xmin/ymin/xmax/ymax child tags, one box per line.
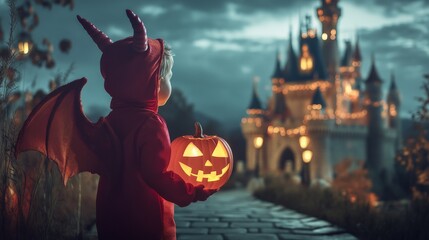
<box><xmin>311</xmin><ymin>87</ymin><xmax>326</xmax><ymax>108</ymax></box>
<box><xmin>389</xmin><ymin>72</ymin><xmax>397</xmax><ymax>91</ymax></box>
<box><xmin>352</xmin><ymin>36</ymin><xmax>362</xmax><ymax>62</ymax></box>
<box><xmin>284</xmin><ymin>29</ymin><xmax>299</xmax><ymax>80</ymax></box>
<box><xmin>387</xmin><ymin>71</ymin><xmax>400</xmax><ymax>105</ymax></box>
<box><xmin>341</xmin><ymin>40</ymin><xmax>353</xmax><ymax>67</ymax></box>
<box><xmin>248</xmin><ymin>78</ymin><xmax>262</xmax><ymax>110</ymax></box>
<box><xmin>365</xmin><ymin>54</ymin><xmax>382</xmax><ymax>84</ymax></box>
<box><xmin>272</xmin><ymin>51</ymin><xmax>283</xmax><ymax>79</ymax></box>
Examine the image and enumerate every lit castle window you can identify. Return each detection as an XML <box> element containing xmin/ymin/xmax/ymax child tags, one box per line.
<box><xmin>322</xmin><ymin>33</ymin><xmax>328</xmax><ymax>40</ymax></box>
<box><xmin>300</xmin><ymin>44</ymin><xmax>313</xmax><ymax>72</ymax></box>
<box><xmin>330</xmin><ymin>29</ymin><xmax>336</xmax><ymax>40</ymax></box>
<box><xmin>389</xmin><ymin>104</ymin><xmax>397</xmax><ymax>117</ymax></box>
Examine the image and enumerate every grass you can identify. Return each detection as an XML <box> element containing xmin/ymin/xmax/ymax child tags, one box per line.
<box><xmin>0</xmin><ymin>1</ymin><xmax>97</xmax><ymax>239</ymax></box>
<box><xmin>254</xmin><ymin>175</ymin><xmax>429</xmax><ymax>240</ymax></box>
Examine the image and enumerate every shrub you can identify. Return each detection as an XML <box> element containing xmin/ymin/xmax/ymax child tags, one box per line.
<box><xmin>255</xmin><ymin>175</ymin><xmax>429</xmax><ymax>240</ymax></box>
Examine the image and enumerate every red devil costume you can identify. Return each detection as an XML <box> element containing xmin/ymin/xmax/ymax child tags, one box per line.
<box><xmin>15</xmin><ymin>9</ymin><xmax>215</xmax><ymax>240</ymax></box>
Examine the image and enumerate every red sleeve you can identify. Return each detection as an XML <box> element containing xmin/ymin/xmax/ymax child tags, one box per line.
<box><xmin>137</xmin><ymin>114</ymin><xmax>197</xmax><ymax>207</ymax></box>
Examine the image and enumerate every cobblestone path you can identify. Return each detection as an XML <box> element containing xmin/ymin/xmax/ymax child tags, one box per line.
<box><xmin>175</xmin><ymin>190</ymin><xmax>358</xmax><ymax>240</ymax></box>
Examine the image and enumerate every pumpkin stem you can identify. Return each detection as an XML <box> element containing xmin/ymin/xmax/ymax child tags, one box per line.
<box><xmin>194</xmin><ymin>122</ymin><xmax>204</xmax><ymax>138</ymax></box>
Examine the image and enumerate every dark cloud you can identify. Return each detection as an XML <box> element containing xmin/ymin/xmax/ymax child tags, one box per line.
<box><xmin>1</xmin><ymin>0</ymin><xmax>427</xmax><ymax>128</ymax></box>
<box><xmin>349</xmin><ymin>0</ymin><xmax>429</xmax><ymax>15</ymax></box>
<box><xmin>232</xmin><ymin>0</ymin><xmax>306</xmax><ymax>14</ymax></box>
<box><xmin>357</xmin><ymin>17</ymin><xmax>429</xmax><ymax>116</ymax></box>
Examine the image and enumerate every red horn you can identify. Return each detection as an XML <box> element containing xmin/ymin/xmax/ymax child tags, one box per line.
<box><xmin>77</xmin><ymin>15</ymin><xmax>112</xmax><ymax>52</ymax></box>
<box><xmin>126</xmin><ymin>9</ymin><xmax>148</xmax><ymax>52</ymax></box>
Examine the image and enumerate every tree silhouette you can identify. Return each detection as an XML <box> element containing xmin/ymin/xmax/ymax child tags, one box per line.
<box><xmin>397</xmin><ymin>74</ymin><xmax>429</xmax><ymax>200</ymax></box>
<box><xmin>159</xmin><ymin>89</ymin><xmax>196</xmax><ymax>140</ymax></box>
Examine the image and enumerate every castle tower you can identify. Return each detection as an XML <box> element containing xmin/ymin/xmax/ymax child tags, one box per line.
<box><xmin>241</xmin><ymin>78</ymin><xmax>265</xmax><ymax>173</ymax></box>
<box><xmin>270</xmin><ymin>51</ymin><xmax>292</xmax><ymax>121</ymax></box>
<box><xmin>299</xmin><ymin>16</ymin><xmax>327</xmax><ymax>80</ymax></box>
<box><xmin>364</xmin><ymin>56</ymin><xmax>385</xmax><ymax>193</ymax></box>
<box><xmin>340</xmin><ymin>40</ymin><xmax>352</xmax><ymax>67</ymax></box>
<box><xmin>306</xmin><ymin>88</ymin><xmax>334</xmax><ymax>181</ymax></box>
<box><xmin>317</xmin><ymin>0</ymin><xmax>342</xmax><ymax>79</ymax></box>
<box><xmin>248</xmin><ymin>79</ymin><xmax>263</xmax><ymax>113</ymax></box>
<box><xmin>272</xmin><ymin>50</ymin><xmax>284</xmax><ymax>80</ymax></box>
<box><xmin>352</xmin><ymin>37</ymin><xmax>363</xmax><ymax>92</ymax></box>
<box><xmin>387</xmin><ymin>72</ymin><xmax>402</xmax><ymax>150</ymax></box>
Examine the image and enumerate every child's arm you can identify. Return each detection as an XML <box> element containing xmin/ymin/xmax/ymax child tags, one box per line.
<box><xmin>137</xmin><ymin>114</ymin><xmax>216</xmax><ymax>207</ymax></box>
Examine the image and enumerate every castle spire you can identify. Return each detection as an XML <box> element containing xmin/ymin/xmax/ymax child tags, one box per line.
<box><xmin>387</xmin><ymin>71</ymin><xmax>402</xmax><ymax>149</ymax></box>
<box><xmin>365</xmin><ymin>54</ymin><xmax>382</xmax><ymax>84</ymax></box>
<box><xmin>311</xmin><ymin>87</ymin><xmax>326</xmax><ymax>109</ymax></box>
<box><xmin>248</xmin><ymin>77</ymin><xmax>262</xmax><ymax>110</ymax></box>
<box><xmin>389</xmin><ymin>71</ymin><xmax>397</xmax><ymax>91</ymax></box>
<box><xmin>317</xmin><ymin>0</ymin><xmax>342</xmax><ymax>79</ymax></box>
<box><xmin>340</xmin><ymin>40</ymin><xmax>352</xmax><ymax>67</ymax></box>
<box><xmin>272</xmin><ymin>50</ymin><xmax>283</xmax><ymax>79</ymax></box>
<box><xmin>352</xmin><ymin>36</ymin><xmax>362</xmax><ymax>62</ymax></box>
<box><xmin>284</xmin><ymin>29</ymin><xmax>298</xmax><ymax>80</ymax></box>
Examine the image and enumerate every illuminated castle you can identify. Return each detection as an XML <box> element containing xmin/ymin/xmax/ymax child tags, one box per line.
<box><xmin>241</xmin><ymin>0</ymin><xmax>402</xmax><ymax>192</ymax></box>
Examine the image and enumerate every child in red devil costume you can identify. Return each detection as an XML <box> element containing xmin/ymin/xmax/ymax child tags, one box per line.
<box><xmin>16</xmin><ymin>10</ymin><xmax>216</xmax><ymax>240</ymax></box>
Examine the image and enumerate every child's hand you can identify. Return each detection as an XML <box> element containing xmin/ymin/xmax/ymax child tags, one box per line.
<box><xmin>195</xmin><ymin>185</ymin><xmax>218</xmax><ymax>201</ymax></box>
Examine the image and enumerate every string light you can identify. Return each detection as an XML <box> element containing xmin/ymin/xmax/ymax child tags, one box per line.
<box><xmin>267</xmin><ymin>125</ymin><xmax>306</xmax><ymax>136</ymax></box>
<box><xmin>247</xmin><ymin>109</ymin><xmax>264</xmax><ymax>115</ymax></box>
<box><xmin>336</xmin><ymin>110</ymin><xmax>367</xmax><ymax>119</ymax></box>
<box><xmin>282</xmin><ymin>81</ymin><xmax>331</xmax><ymax>93</ymax></box>
<box><xmin>242</xmin><ymin>117</ymin><xmax>263</xmax><ymax>127</ymax></box>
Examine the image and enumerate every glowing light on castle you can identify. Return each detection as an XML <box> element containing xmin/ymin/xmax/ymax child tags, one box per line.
<box><xmin>300</xmin><ymin>44</ymin><xmax>314</xmax><ymax>72</ymax></box>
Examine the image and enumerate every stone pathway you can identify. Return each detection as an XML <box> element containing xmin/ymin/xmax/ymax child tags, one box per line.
<box><xmin>175</xmin><ymin>190</ymin><xmax>358</xmax><ymax>240</ymax></box>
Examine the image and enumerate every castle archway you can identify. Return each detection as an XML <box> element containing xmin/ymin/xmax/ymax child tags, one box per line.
<box><xmin>279</xmin><ymin>147</ymin><xmax>296</xmax><ymax>173</ymax></box>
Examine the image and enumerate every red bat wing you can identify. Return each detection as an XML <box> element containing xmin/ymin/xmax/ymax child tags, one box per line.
<box><xmin>15</xmin><ymin>78</ymin><xmax>120</xmax><ymax>185</ymax></box>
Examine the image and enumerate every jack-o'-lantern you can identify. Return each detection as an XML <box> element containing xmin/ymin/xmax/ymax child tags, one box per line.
<box><xmin>168</xmin><ymin>122</ymin><xmax>233</xmax><ymax>190</ymax></box>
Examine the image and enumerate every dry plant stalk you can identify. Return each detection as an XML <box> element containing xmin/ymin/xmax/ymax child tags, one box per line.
<box><xmin>0</xmin><ymin>1</ymin><xmax>96</xmax><ymax>239</ymax></box>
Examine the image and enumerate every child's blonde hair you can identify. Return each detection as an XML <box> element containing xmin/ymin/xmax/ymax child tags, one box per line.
<box><xmin>160</xmin><ymin>43</ymin><xmax>174</xmax><ymax>80</ymax></box>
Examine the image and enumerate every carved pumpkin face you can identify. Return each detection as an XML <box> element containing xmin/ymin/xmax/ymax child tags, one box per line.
<box><xmin>168</xmin><ymin>123</ymin><xmax>233</xmax><ymax>190</ymax></box>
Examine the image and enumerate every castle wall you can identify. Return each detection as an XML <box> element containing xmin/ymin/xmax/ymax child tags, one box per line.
<box><xmin>305</xmin><ymin>120</ymin><xmax>367</xmax><ymax>181</ymax></box>
<box><xmin>329</xmin><ymin>126</ymin><xmax>368</xmax><ymax>167</ymax></box>
<box><xmin>283</xmin><ymin>83</ymin><xmax>334</xmax><ymax>122</ymax></box>
<box><xmin>381</xmin><ymin>129</ymin><xmax>397</xmax><ymax>182</ymax></box>
<box><xmin>284</xmin><ymin>92</ymin><xmax>313</xmax><ymax>121</ymax></box>
<box><xmin>266</xmin><ymin>134</ymin><xmax>302</xmax><ymax>175</ymax></box>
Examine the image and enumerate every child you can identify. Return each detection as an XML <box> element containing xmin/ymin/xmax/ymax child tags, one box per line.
<box><xmin>17</xmin><ymin>9</ymin><xmax>217</xmax><ymax>240</ymax></box>
<box><xmin>82</xmin><ymin>9</ymin><xmax>219</xmax><ymax>240</ymax></box>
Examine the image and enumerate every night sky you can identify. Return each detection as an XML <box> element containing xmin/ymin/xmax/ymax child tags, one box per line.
<box><xmin>0</xmin><ymin>0</ymin><xmax>428</xmax><ymax>130</ymax></box>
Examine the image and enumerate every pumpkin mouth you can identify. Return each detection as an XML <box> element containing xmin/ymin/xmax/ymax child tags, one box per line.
<box><xmin>179</xmin><ymin>162</ymin><xmax>230</xmax><ymax>182</ymax></box>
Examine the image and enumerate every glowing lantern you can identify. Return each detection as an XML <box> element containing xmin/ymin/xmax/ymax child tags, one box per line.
<box><xmin>253</xmin><ymin>136</ymin><xmax>263</xmax><ymax>149</ymax></box>
<box><xmin>299</xmin><ymin>136</ymin><xmax>310</xmax><ymax>149</ymax></box>
<box><xmin>322</xmin><ymin>33</ymin><xmax>328</xmax><ymax>40</ymax></box>
<box><xmin>168</xmin><ymin>122</ymin><xmax>233</xmax><ymax>190</ymax></box>
<box><xmin>17</xmin><ymin>32</ymin><xmax>33</xmax><ymax>55</ymax></box>
<box><xmin>302</xmin><ymin>150</ymin><xmax>313</xmax><ymax>163</ymax></box>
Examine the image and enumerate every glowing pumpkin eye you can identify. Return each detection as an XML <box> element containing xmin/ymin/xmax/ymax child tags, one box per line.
<box><xmin>212</xmin><ymin>141</ymin><xmax>228</xmax><ymax>157</ymax></box>
<box><xmin>183</xmin><ymin>142</ymin><xmax>203</xmax><ymax>157</ymax></box>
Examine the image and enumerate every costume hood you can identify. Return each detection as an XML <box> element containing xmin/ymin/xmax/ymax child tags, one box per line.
<box><xmin>77</xmin><ymin>9</ymin><xmax>163</xmax><ymax>113</ymax></box>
